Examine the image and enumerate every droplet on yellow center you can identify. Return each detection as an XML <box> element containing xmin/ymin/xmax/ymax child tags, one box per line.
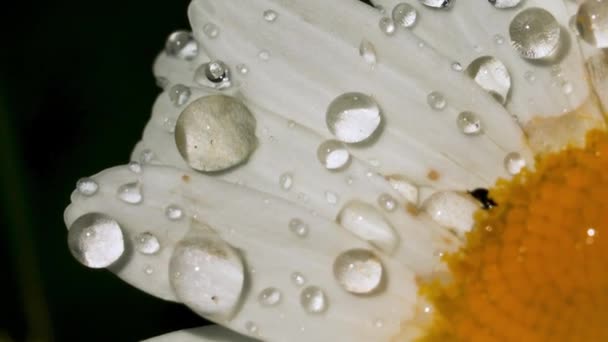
<box><xmin>419</xmin><ymin>130</ymin><xmax>608</xmax><ymax>342</ymax></box>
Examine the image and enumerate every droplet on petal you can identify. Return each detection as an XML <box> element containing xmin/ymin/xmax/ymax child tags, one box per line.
<box><xmin>317</xmin><ymin>140</ymin><xmax>350</xmax><ymax>170</ymax></box>
<box><xmin>165</xmin><ymin>205</ymin><xmax>184</xmax><ymax>221</ymax></box>
<box><xmin>263</xmin><ymin>9</ymin><xmax>278</xmax><ymax>22</ymax></box>
<box><xmin>291</xmin><ymin>272</ymin><xmax>307</xmax><ymax>287</ymax></box>
<box><xmin>165</xmin><ymin>31</ymin><xmax>198</xmax><ymax>60</ymax></box>
<box><xmin>427</xmin><ymin>91</ymin><xmax>447</xmax><ymax>111</ymax></box>
<box><xmin>465</xmin><ymin>56</ymin><xmax>511</xmax><ymax>104</ymax></box>
<box><xmin>359</xmin><ymin>40</ymin><xmax>378</xmax><ymax>66</ymax></box>
<box><xmin>258</xmin><ymin>287</ymin><xmax>282</xmax><ymax>307</ymax></box>
<box><xmin>392</xmin><ymin>3</ymin><xmax>417</xmax><ymax>28</ymax></box>
<box><xmin>289</xmin><ymin>218</ymin><xmax>309</xmax><ymax>238</ymax></box>
<box><xmin>169</xmin><ymin>229</ymin><xmax>245</xmax><ymax>320</ymax></box>
<box><xmin>67</xmin><ymin>213</ymin><xmax>125</xmax><ymax>268</ymax></box>
<box><xmin>175</xmin><ymin>95</ymin><xmax>257</xmax><ymax>172</ymax></box>
<box><xmin>333</xmin><ymin>249</ymin><xmax>384</xmax><ymax>295</ymax></box>
<box><xmin>337</xmin><ymin>200</ymin><xmax>399</xmax><ymax>254</ymax></box>
<box><xmin>488</xmin><ymin>0</ymin><xmax>522</xmax><ymax>9</ymax></box>
<box><xmin>76</xmin><ymin>178</ymin><xmax>98</xmax><ymax>196</ymax></box>
<box><xmin>423</xmin><ymin>191</ymin><xmax>479</xmax><ymax>235</ymax></box>
<box><xmin>169</xmin><ymin>84</ymin><xmax>192</xmax><ymax>107</ymax></box>
<box><xmin>134</xmin><ymin>232</ymin><xmax>161</xmax><ymax>255</ymax></box>
<box><xmin>457</xmin><ymin>111</ymin><xmax>483</xmax><ymax>135</ymax></box>
<box><xmin>504</xmin><ymin>152</ymin><xmax>526</xmax><ymax>175</ymax></box>
<box><xmin>509</xmin><ymin>8</ymin><xmax>562</xmax><ymax>60</ymax></box>
<box><xmin>386</xmin><ymin>174</ymin><xmax>419</xmax><ymax>204</ymax></box>
<box><xmin>576</xmin><ymin>0</ymin><xmax>608</xmax><ymax>48</ymax></box>
<box><xmin>420</xmin><ymin>0</ymin><xmax>453</xmax><ymax>9</ymax></box>
<box><xmin>379</xmin><ymin>17</ymin><xmax>396</xmax><ymax>36</ymax></box>
<box><xmin>326</xmin><ymin>92</ymin><xmax>382</xmax><ymax>144</ymax></box>
<box><xmin>117</xmin><ymin>182</ymin><xmax>143</xmax><ymax>205</ymax></box>
<box><xmin>300</xmin><ymin>286</ymin><xmax>328</xmax><ymax>314</ymax></box>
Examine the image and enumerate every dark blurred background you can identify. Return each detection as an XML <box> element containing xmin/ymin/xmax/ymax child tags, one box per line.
<box><xmin>0</xmin><ymin>1</ymin><xmax>207</xmax><ymax>341</ymax></box>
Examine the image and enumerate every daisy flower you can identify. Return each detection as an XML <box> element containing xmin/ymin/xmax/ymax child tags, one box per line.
<box><xmin>64</xmin><ymin>0</ymin><xmax>608</xmax><ymax>341</ymax></box>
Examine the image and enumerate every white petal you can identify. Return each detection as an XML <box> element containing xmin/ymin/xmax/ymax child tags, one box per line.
<box><xmin>142</xmin><ymin>325</ymin><xmax>257</xmax><ymax>342</ymax></box>
<box><xmin>65</xmin><ymin>165</ymin><xmax>431</xmax><ymax>341</ymax></box>
<box><xmin>184</xmin><ymin>0</ymin><xmax>532</xmax><ymax>190</ymax></box>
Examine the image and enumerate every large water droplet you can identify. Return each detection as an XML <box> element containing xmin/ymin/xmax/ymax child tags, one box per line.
<box><xmin>169</xmin><ymin>84</ymin><xmax>192</xmax><ymax>107</ymax></box>
<box><xmin>457</xmin><ymin>111</ymin><xmax>483</xmax><ymax>135</ymax></box>
<box><xmin>337</xmin><ymin>200</ymin><xmax>399</xmax><ymax>254</ymax></box>
<box><xmin>175</xmin><ymin>95</ymin><xmax>257</xmax><ymax>172</ymax></box>
<box><xmin>392</xmin><ymin>3</ymin><xmax>417</xmax><ymax>28</ymax></box>
<box><xmin>68</xmin><ymin>213</ymin><xmax>124</xmax><ymax>268</ymax></box>
<box><xmin>466</xmin><ymin>56</ymin><xmax>511</xmax><ymax>104</ymax></box>
<box><xmin>326</xmin><ymin>92</ymin><xmax>382</xmax><ymax>144</ymax></box>
<box><xmin>134</xmin><ymin>232</ymin><xmax>161</xmax><ymax>255</ymax></box>
<box><xmin>509</xmin><ymin>8</ymin><xmax>561</xmax><ymax>60</ymax></box>
<box><xmin>504</xmin><ymin>152</ymin><xmax>526</xmax><ymax>175</ymax></box>
<box><xmin>258</xmin><ymin>287</ymin><xmax>282</xmax><ymax>307</ymax></box>
<box><xmin>488</xmin><ymin>0</ymin><xmax>522</xmax><ymax>9</ymax></box>
<box><xmin>289</xmin><ymin>218</ymin><xmax>309</xmax><ymax>238</ymax></box>
<box><xmin>420</xmin><ymin>0</ymin><xmax>452</xmax><ymax>9</ymax></box>
<box><xmin>317</xmin><ymin>140</ymin><xmax>350</xmax><ymax>170</ymax></box>
<box><xmin>300</xmin><ymin>286</ymin><xmax>328</xmax><ymax>314</ymax></box>
<box><xmin>165</xmin><ymin>31</ymin><xmax>198</xmax><ymax>60</ymax></box>
<box><xmin>76</xmin><ymin>178</ymin><xmax>98</xmax><ymax>196</ymax></box>
<box><xmin>117</xmin><ymin>182</ymin><xmax>143</xmax><ymax>204</ymax></box>
<box><xmin>423</xmin><ymin>192</ymin><xmax>479</xmax><ymax>235</ymax></box>
<box><xmin>576</xmin><ymin>0</ymin><xmax>608</xmax><ymax>48</ymax></box>
<box><xmin>169</xmin><ymin>232</ymin><xmax>245</xmax><ymax>319</ymax></box>
<box><xmin>334</xmin><ymin>249</ymin><xmax>384</xmax><ymax>295</ymax></box>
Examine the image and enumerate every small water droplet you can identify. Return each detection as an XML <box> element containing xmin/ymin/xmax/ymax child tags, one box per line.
<box><xmin>263</xmin><ymin>9</ymin><xmax>278</xmax><ymax>22</ymax></box>
<box><xmin>504</xmin><ymin>152</ymin><xmax>526</xmax><ymax>175</ymax></box>
<box><xmin>334</xmin><ymin>249</ymin><xmax>384</xmax><ymax>294</ymax></box>
<box><xmin>68</xmin><ymin>213</ymin><xmax>125</xmax><ymax>268</ymax></box>
<box><xmin>488</xmin><ymin>0</ymin><xmax>522</xmax><ymax>9</ymax></box>
<box><xmin>420</xmin><ymin>0</ymin><xmax>453</xmax><ymax>9</ymax></box>
<box><xmin>379</xmin><ymin>17</ymin><xmax>396</xmax><ymax>36</ymax></box>
<box><xmin>144</xmin><ymin>265</ymin><xmax>154</xmax><ymax>275</ymax></box>
<box><xmin>300</xmin><ymin>286</ymin><xmax>328</xmax><ymax>314</ymax></box>
<box><xmin>524</xmin><ymin>70</ymin><xmax>537</xmax><ymax>84</ymax></box>
<box><xmin>134</xmin><ymin>232</ymin><xmax>161</xmax><ymax>255</ymax></box>
<box><xmin>386</xmin><ymin>174</ymin><xmax>419</xmax><ymax>204</ymax></box>
<box><xmin>165</xmin><ymin>205</ymin><xmax>184</xmax><ymax>221</ymax></box>
<box><xmin>509</xmin><ymin>8</ymin><xmax>561</xmax><ymax>60</ymax></box>
<box><xmin>245</xmin><ymin>321</ymin><xmax>259</xmax><ymax>335</ymax></box>
<box><xmin>427</xmin><ymin>91</ymin><xmax>447</xmax><ymax>110</ymax></box>
<box><xmin>258</xmin><ymin>287</ymin><xmax>282</xmax><ymax>307</ymax></box>
<box><xmin>326</xmin><ymin>92</ymin><xmax>382</xmax><ymax>143</ymax></box>
<box><xmin>493</xmin><ymin>34</ymin><xmax>505</xmax><ymax>45</ymax></box>
<box><xmin>289</xmin><ymin>218</ymin><xmax>309</xmax><ymax>238</ymax></box>
<box><xmin>236</xmin><ymin>64</ymin><xmax>249</xmax><ymax>75</ymax></box>
<box><xmin>423</xmin><ymin>192</ymin><xmax>479</xmax><ymax>234</ymax></box>
<box><xmin>291</xmin><ymin>272</ymin><xmax>307</xmax><ymax>287</ymax></box>
<box><xmin>451</xmin><ymin>62</ymin><xmax>463</xmax><ymax>72</ymax></box>
<box><xmin>377</xmin><ymin>193</ymin><xmax>398</xmax><ymax>212</ymax></box>
<box><xmin>162</xmin><ymin>117</ymin><xmax>177</xmax><ymax>133</ymax></box>
<box><xmin>140</xmin><ymin>149</ymin><xmax>154</xmax><ymax>164</ymax></box>
<box><xmin>392</xmin><ymin>3</ymin><xmax>417</xmax><ymax>28</ymax></box>
<box><xmin>457</xmin><ymin>111</ymin><xmax>483</xmax><ymax>135</ymax></box>
<box><xmin>169</xmin><ymin>84</ymin><xmax>191</xmax><ymax>107</ymax></box>
<box><xmin>317</xmin><ymin>140</ymin><xmax>350</xmax><ymax>170</ymax></box>
<box><xmin>76</xmin><ymin>178</ymin><xmax>98</xmax><ymax>196</ymax></box>
<box><xmin>359</xmin><ymin>40</ymin><xmax>377</xmax><ymax>66</ymax></box>
<box><xmin>258</xmin><ymin>50</ymin><xmax>271</xmax><ymax>61</ymax></box>
<box><xmin>165</xmin><ymin>31</ymin><xmax>198</xmax><ymax>60</ymax></box>
<box><xmin>117</xmin><ymin>182</ymin><xmax>143</xmax><ymax>204</ymax></box>
<box><xmin>325</xmin><ymin>191</ymin><xmax>339</xmax><ymax>205</ymax></box>
<box><xmin>279</xmin><ymin>172</ymin><xmax>294</xmax><ymax>191</ymax></box>
<box><xmin>203</xmin><ymin>23</ymin><xmax>219</xmax><ymax>39</ymax></box>
<box><xmin>128</xmin><ymin>161</ymin><xmax>142</xmax><ymax>174</ymax></box>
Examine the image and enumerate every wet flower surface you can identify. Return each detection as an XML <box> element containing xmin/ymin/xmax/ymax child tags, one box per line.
<box><xmin>64</xmin><ymin>0</ymin><xmax>608</xmax><ymax>341</ymax></box>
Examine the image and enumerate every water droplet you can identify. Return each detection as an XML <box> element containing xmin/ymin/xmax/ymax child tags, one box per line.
<box><xmin>457</xmin><ymin>111</ymin><xmax>483</xmax><ymax>135</ymax></box>
<box><xmin>245</xmin><ymin>321</ymin><xmax>259</xmax><ymax>335</ymax></box>
<box><xmin>289</xmin><ymin>218</ymin><xmax>309</xmax><ymax>238</ymax></box>
<box><xmin>194</xmin><ymin>61</ymin><xmax>231</xmax><ymax>89</ymax></box>
<box><xmin>420</xmin><ymin>0</ymin><xmax>452</xmax><ymax>8</ymax></box>
<box><xmin>337</xmin><ymin>200</ymin><xmax>399</xmax><ymax>254</ymax></box>
<box><xmin>466</xmin><ymin>56</ymin><xmax>511</xmax><ymax>104</ymax></box>
<box><xmin>279</xmin><ymin>172</ymin><xmax>293</xmax><ymax>191</ymax></box>
<box><xmin>117</xmin><ymin>182</ymin><xmax>143</xmax><ymax>204</ymax></box>
<box><xmin>488</xmin><ymin>0</ymin><xmax>522</xmax><ymax>9</ymax></box>
<box><xmin>165</xmin><ymin>31</ymin><xmax>198</xmax><ymax>60</ymax></box>
<box><xmin>326</xmin><ymin>92</ymin><xmax>382</xmax><ymax>143</ymax></box>
<box><xmin>504</xmin><ymin>152</ymin><xmax>526</xmax><ymax>175</ymax></box>
<box><xmin>379</xmin><ymin>17</ymin><xmax>396</xmax><ymax>36</ymax></box>
<box><xmin>291</xmin><ymin>272</ymin><xmax>307</xmax><ymax>287</ymax></box>
<box><xmin>427</xmin><ymin>91</ymin><xmax>446</xmax><ymax>110</ymax></box>
<box><xmin>392</xmin><ymin>3</ymin><xmax>417</xmax><ymax>28</ymax></box>
<box><xmin>169</xmin><ymin>84</ymin><xmax>191</xmax><ymax>107</ymax></box>
<box><xmin>258</xmin><ymin>50</ymin><xmax>271</xmax><ymax>61</ymax></box>
<box><xmin>509</xmin><ymin>8</ymin><xmax>561</xmax><ymax>60</ymax></box>
<box><xmin>134</xmin><ymin>232</ymin><xmax>161</xmax><ymax>255</ymax></box>
<box><xmin>386</xmin><ymin>175</ymin><xmax>419</xmax><ymax>204</ymax></box>
<box><xmin>300</xmin><ymin>286</ymin><xmax>328</xmax><ymax>314</ymax></box>
<box><xmin>317</xmin><ymin>140</ymin><xmax>350</xmax><ymax>170</ymax></box>
<box><xmin>140</xmin><ymin>149</ymin><xmax>154</xmax><ymax>164</ymax></box>
<box><xmin>165</xmin><ymin>205</ymin><xmax>184</xmax><ymax>221</ymax></box>
<box><xmin>68</xmin><ymin>213</ymin><xmax>124</xmax><ymax>268</ymax></box>
<box><xmin>76</xmin><ymin>178</ymin><xmax>98</xmax><ymax>196</ymax></box>
<box><xmin>359</xmin><ymin>40</ymin><xmax>377</xmax><ymax>66</ymax></box>
<box><xmin>377</xmin><ymin>193</ymin><xmax>398</xmax><ymax>212</ymax></box>
<box><xmin>423</xmin><ymin>192</ymin><xmax>479</xmax><ymax>234</ymax></box>
<box><xmin>169</xmin><ymin>233</ymin><xmax>245</xmax><ymax>319</ymax></box>
<box><xmin>524</xmin><ymin>70</ymin><xmax>537</xmax><ymax>84</ymax></box>
<box><xmin>325</xmin><ymin>191</ymin><xmax>339</xmax><ymax>205</ymax></box>
<box><xmin>576</xmin><ymin>0</ymin><xmax>608</xmax><ymax>48</ymax></box>
<box><xmin>128</xmin><ymin>161</ymin><xmax>142</xmax><ymax>174</ymax></box>
<box><xmin>144</xmin><ymin>265</ymin><xmax>154</xmax><ymax>275</ymax></box>
<box><xmin>203</xmin><ymin>23</ymin><xmax>219</xmax><ymax>39</ymax></box>
<box><xmin>162</xmin><ymin>117</ymin><xmax>177</xmax><ymax>133</ymax></box>
<box><xmin>263</xmin><ymin>9</ymin><xmax>278</xmax><ymax>22</ymax></box>
<box><xmin>175</xmin><ymin>95</ymin><xmax>257</xmax><ymax>172</ymax></box>
<box><xmin>451</xmin><ymin>62</ymin><xmax>463</xmax><ymax>72</ymax></box>
<box><xmin>236</xmin><ymin>64</ymin><xmax>249</xmax><ymax>75</ymax></box>
<box><xmin>258</xmin><ymin>287</ymin><xmax>282</xmax><ymax>306</ymax></box>
<box><xmin>374</xmin><ymin>319</ymin><xmax>384</xmax><ymax>328</ymax></box>
<box><xmin>334</xmin><ymin>249</ymin><xmax>384</xmax><ymax>294</ymax></box>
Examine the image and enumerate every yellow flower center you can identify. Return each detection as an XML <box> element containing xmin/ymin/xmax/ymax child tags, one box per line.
<box><xmin>419</xmin><ymin>129</ymin><xmax>608</xmax><ymax>341</ymax></box>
